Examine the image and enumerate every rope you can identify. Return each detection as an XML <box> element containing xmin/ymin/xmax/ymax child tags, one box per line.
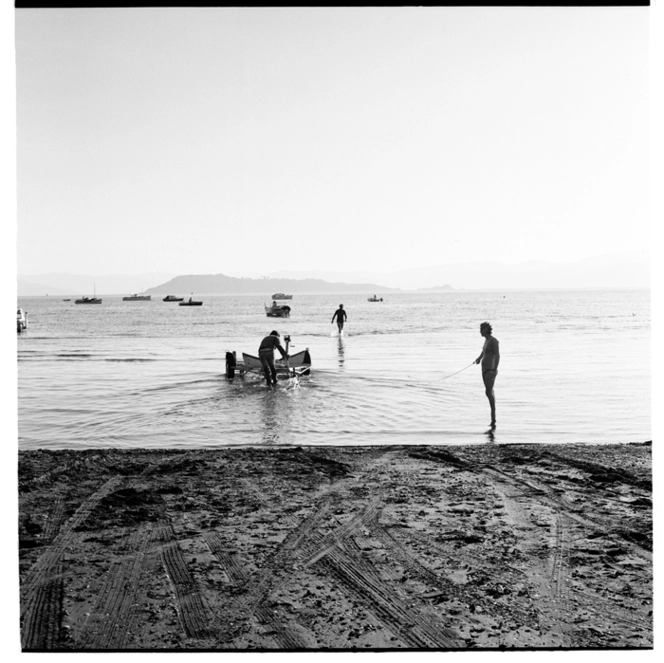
<box><xmin>441</xmin><ymin>362</ymin><xmax>476</xmax><ymax>381</ymax></box>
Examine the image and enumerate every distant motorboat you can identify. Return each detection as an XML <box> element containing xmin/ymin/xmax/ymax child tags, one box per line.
<box><xmin>271</xmin><ymin>293</ymin><xmax>293</xmax><ymax>300</ymax></box>
<box><xmin>163</xmin><ymin>295</ymin><xmax>184</xmax><ymax>302</ymax></box>
<box><xmin>265</xmin><ymin>303</ymin><xmax>291</xmax><ymax>318</ymax></box>
<box><xmin>123</xmin><ymin>293</ymin><xmax>151</xmax><ymax>301</ymax></box>
<box><xmin>367</xmin><ymin>295</ymin><xmax>384</xmax><ymax>302</ymax></box>
<box><xmin>179</xmin><ymin>297</ymin><xmax>203</xmax><ymax>306</ymax></box>
<box><xmin>17</xmin><ymin>307</ymin><xmax>28</xmax><ymax>333</ymax></box>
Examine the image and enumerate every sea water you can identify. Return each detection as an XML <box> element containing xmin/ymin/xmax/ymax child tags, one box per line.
<box><xmin>16</xmin><ymin>290</ymin><xmax>650</xmax><ymax>450</ymax></box>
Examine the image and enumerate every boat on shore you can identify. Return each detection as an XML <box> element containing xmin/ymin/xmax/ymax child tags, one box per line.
<box><xmin>271</xmin><ymin>293</ymin><xmax>292</xmax><ymax>300</ymax></box>
<box><xmin>265</xmin><ymin>302</ymin><xmax>291</xmax><ymax>318</ymax></box>
<box><xmin>17</xmin><ymin>307</ymin><xmax>28</xmax><ymax>333</ymax></box>
<box><xmin>179</xmin><ymin>297</ymin><xmax>203</xmax><ymax>306</ymax></box>
<box><xmin>122</xmin><ymin>293</ymin><xmax>151</xmax><ymax>301</ymax></box>
<box><xmin>163</xmin><ymin>295</ymin><xmax>184</xmax><ymax>302</ymax></box>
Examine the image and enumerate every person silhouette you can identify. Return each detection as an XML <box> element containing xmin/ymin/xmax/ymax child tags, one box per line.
<box><xmin>474</xmin><ymin>322</ymin><xmax>500</xmax><ymax>428</ymax></box>
<box><xmin>258</xmin><ymin>330</ymin><xmax>288</xmax><ymax>387</ymax></box>
<box><xmin>331</xmin><ymin>304</ymin><xmax>347</xmax><ymax>334</ymax></box>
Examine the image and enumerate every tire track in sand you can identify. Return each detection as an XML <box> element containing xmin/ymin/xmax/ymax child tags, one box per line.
<box><xmin>210</xmin><ymin>462</ymin><xmax>382</xmax><ymax>647</ymax></box>
<box><xmin>20</xmin><ymin>555</ymin><xmax>64</xmax><ymax>650</ymax></box>
<box><xmin>477</xmin><ymin>466</ymin><xmax>576</xmax><ymax>645</ymax></box>
<box><xmin>42</xmin><ymin>497</ymin><xmax>66</xmax><ymax>544</ymax></box>
<box><xmin>480</xmin><ymin>464</ymin><xmax>651</xmax><ymax>559</ymax></box>
<box><xmin>21</xmin><ymin>477</ymin><xmax>125</xmax><ymax>613</ymax></box>
<box><xmin>79</xmin><ymin>522</ymin><xmax>164</xmax><ymax>649</ymax></box>
<box><xmin>202</xmin><ymin>531</ymin><xmax>247</xmax><ymax>587</ymax></box>
<box><xmin>160</xmin><ymin>525</ymin><xmax>212</xmax><ymax>641</ymax></box>
<box><xmin>214</xmin><ymin>495</ymin><xmax>338</xmax><ymax>648</ymax></box>
<box><xmin>316</xmin><ymin>545</ymin><xmax>460</xmax><ymax>648</ymax></box>
<box><xmin>551</xmin><ymin>513</ymin><xmax>571</xmax><ymax>609</ymax></box>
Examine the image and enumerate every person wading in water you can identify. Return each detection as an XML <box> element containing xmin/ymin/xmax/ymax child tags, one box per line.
<box><xmin>331</xmin><ymin>304</ymin><xmax>347</xmax><ymax>334</ymax></box>
<box><xmin>475</xmin><ymin>321</ymin><xmax>500</xmax><ymax>428</ymax></box>
<box><xmin>258</xmin><ymin>330</ymin><xmax>288</xmax><ymax>387</ymax></box>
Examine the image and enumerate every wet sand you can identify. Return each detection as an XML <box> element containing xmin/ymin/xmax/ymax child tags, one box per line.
<box><xmin>18</xmin><ymin>442</ymin><xmax>652</xmax><ymax>651</ymax></box>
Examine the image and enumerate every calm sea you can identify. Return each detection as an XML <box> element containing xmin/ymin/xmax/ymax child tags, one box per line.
<box><xmin>16</xmin><ymin>290</ymin><xmax>650</xmax><ymax>450</ymax></box>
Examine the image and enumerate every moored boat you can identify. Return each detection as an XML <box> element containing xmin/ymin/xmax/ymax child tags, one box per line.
<box><xmin>367</xmin><ymin>295</ymin><xmax>384</xmax><ymax>302</ymax></box>
<box><xmin>265</xmin><ymin>302</ymin><xmax>290</xmax><ymax>318</ymax></box>
<box><xmin>179</xmin><ymin>298</ymin><xmax>203</xmax><ymax>306</ymax></box>
<box><xmin>163</xmin><ymin>295</ymin><xmax>184</xmax><ymax>302</ymax></box>
<box><xmin>271</xmin><ymin>293</ymin><xmax>292</xmax><ymax>300</ymax></box>
<box><xmin>17</xmin><ymin>307</ymin><xmax>28</xmax><ymax>333</ymax></box>
<box><xmin>122</xmin><ymin>293</ymin><xmax>151</xmax><ymax>301</ymax></box>
<box><xmin>76</xmin><ymin>284</ymin><xmax>101</xmax><ymax>304</ymax></box>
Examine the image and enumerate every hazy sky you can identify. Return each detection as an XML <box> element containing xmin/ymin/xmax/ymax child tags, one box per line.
<box><xmin>15</xmin><ymin>6</ymin><xmax>649</xmax><ymax>277</ymax></box>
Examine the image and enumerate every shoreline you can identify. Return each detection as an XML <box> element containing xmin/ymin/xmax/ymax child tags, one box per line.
<box><xmin>18</xmin><ymin>442</ymin><xmax>652</xmax><ymax>651</ymax></box>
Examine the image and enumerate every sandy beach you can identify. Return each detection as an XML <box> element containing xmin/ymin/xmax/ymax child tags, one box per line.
<box><xmin>18</xmin><ymin>442</ymin><xmax>652</xmax><ymax>651</ymax></box>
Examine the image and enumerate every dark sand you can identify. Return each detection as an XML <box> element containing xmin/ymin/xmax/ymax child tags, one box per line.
<box><xmin>18</xmin><ymin>443</ymin><xmax>652</xmax><ymax>651</ymax></box>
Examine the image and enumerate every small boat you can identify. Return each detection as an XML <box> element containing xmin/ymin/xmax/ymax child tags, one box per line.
<box><xmin>226</xmin><ymin>335</ymin><xmax>311</xmax><ymax>382</ymax></box>
<box><xmin>367</xmin><ymin>295</ymin><xmax>383</xmax><ymax>302</ymax></box>
<box><xmin>265</xmin><ymin>302</ymin><xmax>291</xmax><ymax>318</ymax></box>
<box><xmin>62</xmin><ymin>299</ymin><xmax>71</xmax><ymax>302</ymax></box>
<box><xmin>17</xmin><ymin>307</ymin><xmax>28</xmax><ymax>333</ymax></box>
<box><xmin>75</xmin><ymin>284</ymin><xmax>102</xmax><ymax>304</ymax></box>
<box><xmin>271</xmin><ymin>293</ymin><xmax>293</xmax><ymax>300</ymax></box>
<box><xmin>122</xmin><ymin>293</ymin><xmax>151</xmax><ymax>301</ymax></box>
<box><xmin>163</xmin><ymin>295</ymin><xmax>184</xmax><ymax>302</ymax></box>
<box><xmin>179</xmin><ymin>298</ymin><xmax>203</xmax><ymax>306</ymax></box>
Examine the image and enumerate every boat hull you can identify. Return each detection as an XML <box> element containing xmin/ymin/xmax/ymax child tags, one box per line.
<box><xmin>75</xmin><ymin>298</ymin><xmax>102</xmax><ymax>304</ymax></box>
<box><xmin>123</xmin><ymin>295</ymin><xmax>151</xmax><ymax>301</ymax></box>
<box><xmin>179</xmin><ymin>301</ymin><xmax>203</xmax><ymax>306</ymax></box>
<box><xmin>234</xmin><ymin>349</ymin><xmax>311</xmax><ymax>378</ymax></box>
<box><xmin>265</xmin><ymin>304</ymin><xmax>290</xmax><ymax>317</ymax></box>
<box><xmin>17</xmin><ymin>308</ymin><xmax>27</xmax><ymax>333</ymax></box>
<box><xmin>271</xmin><ymin>293</ymin><xmax>292</xmax><ymax>300</ymax></box>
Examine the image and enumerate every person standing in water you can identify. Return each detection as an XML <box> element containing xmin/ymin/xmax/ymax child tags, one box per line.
<box><xmin>258</xmin><ymin>330</ymin><xmax>288</xmax><ymax>387</ymax></box>
<box><xmin>331</xmin><ymin>304</ymin><xmax>347</xmax><ymax>334</ymax></box>
<box><xmin>475</xmin><ymin>322</ymin><xmax>500</xmax><ymax>428</ymax></box>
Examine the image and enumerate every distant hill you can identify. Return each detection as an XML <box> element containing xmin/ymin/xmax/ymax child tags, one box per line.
<box><xmin>145</xmin><ymin>274</ymin><xmax>396</xmax><ymax>295</ymax></box>
<box><xmin>17</xmin><ymin>280</ymin><xmax>72</xmax><ymax>296</ymax></box>
<box><xmin>266</xmin><ymin>251</ymin><xmax>649</xmax><ymax>290</ymax></box>
<box><xmin>18</xmin><ymin>251</ymin><xmax>648</xmax><ymax>296</ymax></box>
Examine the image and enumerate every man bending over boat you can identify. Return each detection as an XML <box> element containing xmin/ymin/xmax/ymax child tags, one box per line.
<box><xmin>475</xmin><ymin>322</ymin><xmax>500</xmax><ymax>428</ymax></box>
<box><xmin>331</xmin><ymin>304</ymin><xmax>347</xmax><ymax>333</ymax></box>
<box><xmin>259</xmin><ymin>330</ymin><xmax>288</xmax><ymax>387</ymax></box>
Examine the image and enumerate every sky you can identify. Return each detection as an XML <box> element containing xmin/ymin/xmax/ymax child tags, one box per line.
<box><xmin>14</xmin><ymin>6</ymin><xmax>650</xmax><ymax>277</ymax></box>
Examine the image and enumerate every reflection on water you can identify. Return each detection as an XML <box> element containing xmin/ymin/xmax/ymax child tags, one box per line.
<box><xmin>260</xmin><ymin>387</ymin><xmax>298</xmax><ymax>445</ymax></box>
<box><xmin>337</xmin><ymin>336</ymin><xmax>345</xmax><ymax>370</ymax></box>
<box><xmin>260</xmin><ymin>391</ymin><xmax>279</xmax><ymax>444</ymax></box>
<box><xmin>483</xmin><ymin>428</ymin><xmax>496</xmax><ymax>443</ymax></box>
